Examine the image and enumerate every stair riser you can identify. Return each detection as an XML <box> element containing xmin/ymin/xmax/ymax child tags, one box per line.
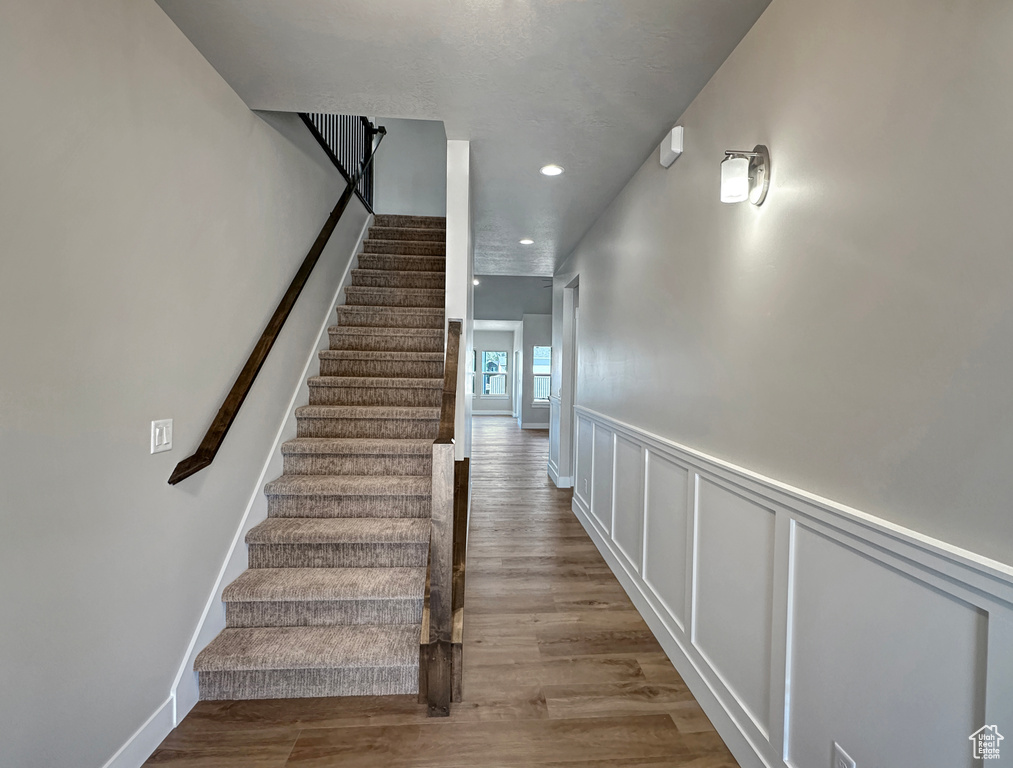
<box><xmin>296</xmin><ymin>417</ymin><xmax>439</xmax><ymax>439</ymax></box>
<box><xmin>356</xmin><ymin>255</ymin><xmax>446</xmax><ymax>274</ymax></box>
<box><xmin>345</xmin><ymin>288</ymin><xmax>444</xmax><ymax>308</ymax></box>
<box><xmin>319</xmin><ymin>359</ymin><xmax>444</xmax><ymax>378</ymax></box>
<box><xmin>283</xmin><ymin>452</ymin><xmax>432</xmax><ymax>475</ymax></box>
<box><xmin>226</xmin><ymin>599</ymin><xmax>423</xmax><ymax>628</ymax></box>
<box><xmin>368</xmin><ymin>227</ymin><xmax>445</xmax><ymax>242</ymax></box>
<box><xmin>249</xmin><ymin>543</ymin><xmax>429</xmax><ymax>569</ymax></box>
<box><xmin>363</xmin><ymin>240</ymin><xmax>445</xmax><ymax>256</ymax></box>
<box><xmin>373</xmin><ymin>215</ymin><xmax>446</xmax><ymax>230</ymax></box>
<box><xmin>328</xmin><ymin>331</ymin><xmax>444</xmax><ymax>353</ymax></box>
<box><xmin>267</xmin><ymin>495</ymin><xmax>431</xmax><ymax>518</ymax></box>
<box><xmin>198</xmin><ymin>667</ymin><xmax>418</xmax><ymax>700</ymax></box>
<box><xmin>308</xmin><ymin>386</ymin><xmax>442</xmax><ymax>408</ymax></box>
<box><xmin>351</xmin><ymin>272</ymin><xmax>446</xmax><ymax>289</ymax></box>
<box><xmin>337</xmin><ymin>307</ymin><xmax>445</xmax><ymax>329</ymax></box>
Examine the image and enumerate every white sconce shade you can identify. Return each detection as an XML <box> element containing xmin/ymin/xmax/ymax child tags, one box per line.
<box><xmin>720</xmin><ymin>155</ymin><xmax>750</xmax><ymax>203</ymax></box>
<box><xmin>721</xmin><ymin>145</ymin><xmax>770</xmax><ymax>205</ymax></box>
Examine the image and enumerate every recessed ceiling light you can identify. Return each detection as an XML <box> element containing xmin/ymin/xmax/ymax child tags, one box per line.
<box><xmin>519</xmin><ymin>238</ymin><xmax>534</xmax><ymax>245</ymax></box>
<box><xmin>539</xmin><ymin>164</ymin><xmax>564</xmax><ymax>176</ymax></box>
<box><xmin>473</xmin><ymin>278</ymin><xmax>480</xmax><ymax>286</ymax></box>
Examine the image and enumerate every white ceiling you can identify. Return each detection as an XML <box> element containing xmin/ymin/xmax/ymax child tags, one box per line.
<box><xmin>156</xmin><ymin>0</ymin><xmax>770</xmax><ymax>276</ymax></box>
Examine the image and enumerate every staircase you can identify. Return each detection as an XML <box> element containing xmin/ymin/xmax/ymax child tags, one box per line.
<box><xmin>194</xmin><ymin>214</ymin><xmax>447</xmax><ymax>701</ymax></box>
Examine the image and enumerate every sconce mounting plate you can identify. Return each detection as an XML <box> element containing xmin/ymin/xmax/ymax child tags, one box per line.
<box><xmin>748</xmin><ymin>144</ymin><xmax>770</xmax><ymax>205</ymax></box>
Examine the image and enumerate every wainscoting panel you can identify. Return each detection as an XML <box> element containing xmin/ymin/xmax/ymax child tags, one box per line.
<box><xmin>590</xmin><ymin>422</ymin><xmax>614</xmax><ymax>535</ymax></box>
<box><xmin>694</xmin><ymin>478</ymin><xmax>775</xmax><ymax>739</ymax></box>
<box><xmin>569</xmin><ymin>405</ymin><xmax>1013</xmax><ymax>768</ymax></box>
<box><xmin>575</xmin><ymin>415</ymin><xmax>593</xmax><ymax>507</ymax></box>
<box><xmin>643</xmin><ymin>451</ymin><xmax>691</xmax><ymax>631</ymax></box>
<box><xmin>612</xmin><ymin>436</ymin><xmax>645</xmax><ymax>573</ymax></box>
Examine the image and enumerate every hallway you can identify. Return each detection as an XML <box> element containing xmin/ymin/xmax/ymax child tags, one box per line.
<box><xmin>145</xmin><ymin>417</ymin><xmax>736</xmax><ymax>766</ymax></box>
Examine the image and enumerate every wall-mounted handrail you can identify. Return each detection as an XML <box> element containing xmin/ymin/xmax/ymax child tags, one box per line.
<box><xmin>422</xmin><ymin>319</ymin><xmax>462</xmax><ymax>716</ymax></box>
<box><xmin>168</xmin><ymin>120</ymin><xmax>386</xmax><ymax>485</ymax></box>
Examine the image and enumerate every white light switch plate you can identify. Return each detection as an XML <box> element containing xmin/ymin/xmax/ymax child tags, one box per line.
<box><xmin>151</xmin><ymin>419</ymin><xmax>173</xmax><ymax>454</ymax></box>
<box><xmin>832</xmin><ymin>742</ymin><xmax>856</xmax><ymax>768</ymax></box>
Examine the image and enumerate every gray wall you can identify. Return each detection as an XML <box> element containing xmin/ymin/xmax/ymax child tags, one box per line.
<box><xmin>474</xmin><ymin>276</ymin><xmax>553</xmax><ymax>320</ymax></box>
<box><xmin>372</xmin><ymin>118</ymin><xmax>447</xmax><ymax>217</ymax></box>
<box><xmin>552</xmin><ymin>0</ymin><xmax>1013</xmax><ymax>564</ymax></box>
<box><xmin>521</xmin><ymin>314</ymin><xmax>552</xmax><ymax>428</ymax></box>
<box><xmin>0</xmin><ymin>1</ymin><xmax>367</xmax><ymax>765</ymax></box>
<box><xmin>472</xmin><ymin>330</ymin><xmax>516</xmax><ymax>413</ymax></box>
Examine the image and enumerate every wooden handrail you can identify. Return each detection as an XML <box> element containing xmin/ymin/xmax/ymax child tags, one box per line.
<box><xmin>423</xmin><ymin>319</ymin><xmax>462</xmax><ymax>716</ymax></box>
<box><xmin>168</xmin><ymin>123</ymin><xmax>385</xmax><ymax>485</ymax></box>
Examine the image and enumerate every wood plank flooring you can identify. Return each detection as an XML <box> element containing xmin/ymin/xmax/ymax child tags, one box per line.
<box><xmin>144</xmin><ymin>416</ymin><xmax>738</xmax><ymax>767</ymax></box>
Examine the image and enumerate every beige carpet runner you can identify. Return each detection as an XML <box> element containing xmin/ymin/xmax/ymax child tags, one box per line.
<box><xmin>194</xmin><ymin>214</ymin><xmax>446</xmax><ymax>700</ymax></box>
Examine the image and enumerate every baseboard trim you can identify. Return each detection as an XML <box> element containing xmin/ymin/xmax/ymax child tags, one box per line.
<box><xmin>166</xmin><ymin>212</ymin><xmax>373</xmax><ymax>730</ymax></box>
<box><xmin>521</xmin><ymin>422</ymin><xmax>550</xmax><ymax>430</ymax></box>
<box><xmin>100</xmin><ymin>697</ymin><xmax>174</xmax><ymax>768</ymax></box>
<box><xmin>473</xmin><ymin>410</ymin><xmax>514</xmax><ymax>417</ymax></box>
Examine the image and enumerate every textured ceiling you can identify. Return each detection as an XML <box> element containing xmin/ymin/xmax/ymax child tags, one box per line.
<box><xmin>156</xmin><ymin>0</ymin><xmax>770</xmax><ymax>275</ymax></box>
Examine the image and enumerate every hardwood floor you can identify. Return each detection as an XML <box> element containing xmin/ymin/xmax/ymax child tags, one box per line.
<box><xmin>144</xmin><ymin>416</ymin><xmax>738</xmax><ymax>767</ymax></box>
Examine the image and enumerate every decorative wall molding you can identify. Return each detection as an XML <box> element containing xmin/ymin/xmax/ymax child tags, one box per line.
<box><xmin>571</xmin><ymin>405</ymin><xmax>1013</xmax><ymax>768</ymax></box>
<box><xmin>100</xmin><ymin>697</ymin><xmax>174</xmax><ymax>768</ymax></box>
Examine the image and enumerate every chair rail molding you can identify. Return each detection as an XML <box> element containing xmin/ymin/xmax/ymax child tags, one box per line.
<box><xmin>570</xmin><ymin>404</ymin><xmax>1013</xmax><ymax>768</ymax></box>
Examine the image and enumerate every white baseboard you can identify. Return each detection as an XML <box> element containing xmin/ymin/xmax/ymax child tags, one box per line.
<box><xmin>149</xmin><ymin>214</ymin><xmax>374</xmax><ymax>747</ymax></box>
<box><xmin>473</xmin><ymin>410</ymin><xmax>514</xmax><ymax>417</ymax></box>
<box><xmin>571</xmin><ymin>405</ymin><xmax>1013</xmax><ymax>768</ymax></box>
<box><xmin>547</xmin><ymin>457</ymin><xmax>573</xmax><ymax>488</ymax></box>
<box><xmin>100</xmin><ymin>697</ymin><xmax>174</xmax><ymax>768</ymax></box>
<box><xmin>521</xmin><ymin>422</ymin><xmax>550</xmax><ymax>430</ymax></box>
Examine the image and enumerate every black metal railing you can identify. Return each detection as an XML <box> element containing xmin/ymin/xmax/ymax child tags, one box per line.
<box><xmin>300</xmin><ymin>113</ymin><xmax>382</xmax><ymax>211</ymax></box>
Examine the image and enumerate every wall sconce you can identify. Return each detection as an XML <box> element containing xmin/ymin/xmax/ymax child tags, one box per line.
<box><xmin>720</xmin><ymin>145</ymin><xmax>770</xmax><ymax>205</ymax></box>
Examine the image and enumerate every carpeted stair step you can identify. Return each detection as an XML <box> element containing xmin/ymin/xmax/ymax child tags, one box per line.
<box><xmin>247</xmin><ymin>517</ymin><xmax>431</xmax><ymax>568</ymax></box>
<box><xmin>373</xmin><ymin>214</ymin><xmax>446</xmax><ymax>229</ymax></box>
<box><xmin>296</xmin><ymin>405</ymin><xmax>439</xmax><ymax>439</ymax></box>
<box><xmin>281</xmin><ymin>437</ymin><xmax>432</xmax><ymax>476</ymax></box>
<box><xmin>345</xmin><ymin>285</ymin><xmax>444</xmax><ymax>308</ymax></box>
<box><xmin>327</xmin><ymin>326</ymin><xmax>444</xmax><ymax>354</ymax></box>
<box><xmin>356</xmin><ymin>253</ymin><xmax>446</xmax><ymax>274</ymax></box>
<box><xmin>265</xmin><ymin>474</ymin><xmax>431</xmax><ymax>518</ymax></box>
<box><xmin>336</xmin><ymin>305</ymin><xmax>444</xmax><ymax>329</ymax></box>
<box><xmin>319</xmin><ymin>350</ymin><xmax>444</xmax><ymax>378</ymax></box>
<box><xmin>367</xmin><ymin>226</ymin><xmax>445</xmax><ymax>243</ymax></box>
<box><xmin>350</xmin><ymin>268</ymin><xmax>445</xmax><ymax>289</ymax></box>
<box><xmin>194</xmin><ymin>625</ymin><xmax>420</xmax><ymax>700</ymax></box>
<box><xmin>363</xmin><ymin>239</ymin><xmax>445</xmax><ymax>256</ymax></box>
<box><xmin>222</xmin><ymin>567</ymin><xmax>426</xmax><ymax>627</ymax></box>
<box><xmin>308</xmin><ymin>376</ymin><xmax>442</xmax><ymax>408</ymax></box>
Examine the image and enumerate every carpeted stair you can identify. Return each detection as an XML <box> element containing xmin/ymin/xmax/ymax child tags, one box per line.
<box><xmin>194</xmin><ymin>213</ymin><xmax>446</xmax><ymax>700</ymax></box>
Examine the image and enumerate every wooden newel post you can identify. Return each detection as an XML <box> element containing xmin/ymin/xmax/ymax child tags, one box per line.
<box><xmin>426</xmin><ymin>440</ymin><xmax>455</xmax><ymax>717</ymax></box>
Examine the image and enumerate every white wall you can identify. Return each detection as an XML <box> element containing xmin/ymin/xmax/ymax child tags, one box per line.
<box><xmin>473</xmin><ymin>330</ymin><xmax>516</xmax><ymax>414</ymax></box>
<box><xmin>473</xmin><ymin>276</ymin><xmax>553</xmax><ymax>320</ymax></box>
<box><xmin>372</xmin><ymin>117</ymin><xmax>447</xmax><ymax>217</ymax></box>
<box><xmin>520</xmin><ymin>314</ymin><xmax>551</xmax><ymax>429</ymax></box>
<box><xmin>446</xmin><ymin>139</ymin><xmax>473</xmax><ymax>459</ymax></box>
<box><xmin>551</xmin><ymin>0</ymin><xmax>1013</xmax><ymax>766</ymax></box>
<box><xmin>0</xmin><ymin>1</ymin><xmax>367</xmax><ymax>766</ymax></box>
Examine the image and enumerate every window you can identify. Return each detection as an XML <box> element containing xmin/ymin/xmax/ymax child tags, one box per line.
<box><xmin>532</xmin><ymin>345</ymin><xmax>551</xmax><ymax>401</ymax></box>
<box><xmin>481</xmin><ymin>351</ymin><xmax>509</xmax><ymax>396</ymax></box>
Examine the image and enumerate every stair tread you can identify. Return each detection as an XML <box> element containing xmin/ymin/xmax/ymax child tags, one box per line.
<box><xmin>319</xmin><ymin>349</ymin><xmax>444</xmax><ymax>361</ymax></box>
<box><xmin>351</xmin><ymin>269</ymin><xmax>446</xmax><ymax>279</ymax></box>
<box><xmin>223</xmin><ymin>567</ymin><xmax>426</xmax><ymax>602</ymax></box>
<box><xmin>281</xmin><ymin>438</ymin><xmax>433</xmax><ymax>456</ymax></box>
<box><xmin>339</xmin><ymin>305</ymin><xmax>444</xmax><ymax>315</ymax></box>
<box><xmin>307</xmin><ymin>376</ymin><xmax>442</xmax><ymax>389</ymax></box>
<box><xmin>345</xmin><ymin>286</ymin><xmax>444</xmax><ymax>295</ymax></box>
<box><xmin>265</xmin><ymin>474</ymin><xmax>431</xmax><ymax>497</ymax></box>
<box><xmin>328</xmin><ymin>326</ymin><xmax>444</xmax><ymax>337</ymax></box>
<box><xmin>247</xmin><ymin>517</ymin><xmax>430</xmax><ymax>544</ymax></box>
<box><xmin>195</xmin><ymin>625</ymin><xmax>419</xmax><ymax>672</ymax></box>
<box><xmin>296</xmin><ymin>405</ymin><xmax>439</xmax><ymax>419</ymax></box>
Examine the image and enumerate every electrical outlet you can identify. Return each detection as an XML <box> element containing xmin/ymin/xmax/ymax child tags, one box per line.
<box><xmin>151</xmin><ymin>419</ymin><xmax>173</xmax><ymax>454</ymax></box>
<box><xmin>832</xmin><ymin>742</ymin><xmax>856</xmax><ymax>768</ymax></box>
<box><xmin>583</xmin><ymin>478</ymin><xmax>589</xmax><ymax>494</ymax></box>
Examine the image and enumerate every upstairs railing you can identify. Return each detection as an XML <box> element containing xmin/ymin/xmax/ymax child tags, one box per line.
<box><xmin>300</xmin><ymin>114</ymin><xmax>379</xmax><ymax>211</ymax></box>
<box><xmin>421</xmin><ymin>319</ymin><xmax>466</xmax><ymax>716</ymax></box>
<box><xmin>168</xmin><ymin>116</ymin><xmax>385</xmax><ymax>485</ymax></box>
